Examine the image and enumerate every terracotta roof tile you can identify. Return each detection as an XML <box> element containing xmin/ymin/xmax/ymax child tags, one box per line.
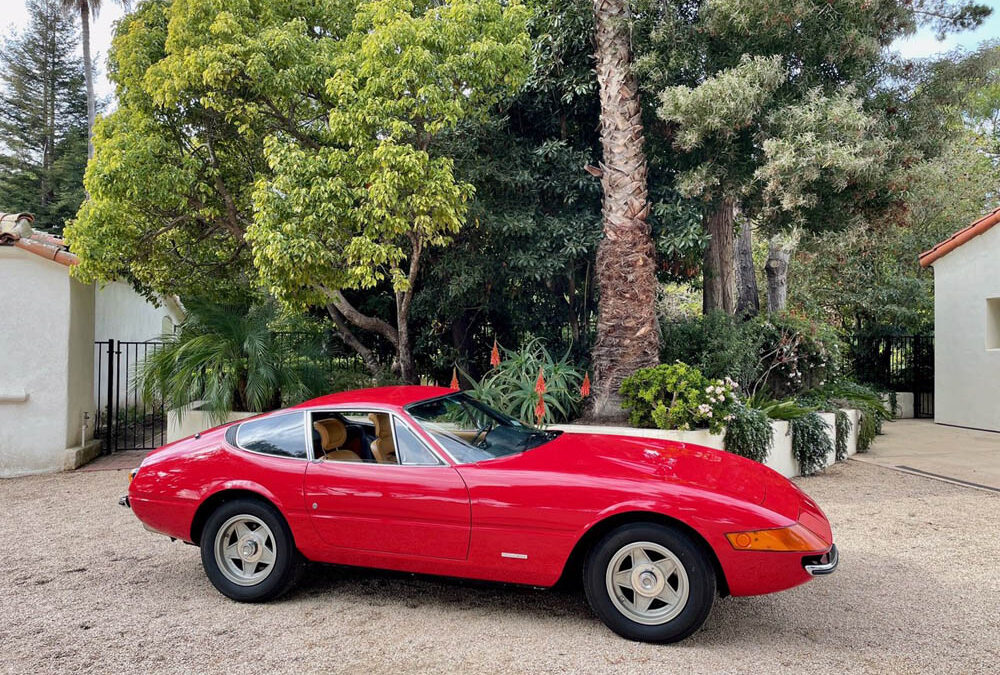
<box><xmin>919</xmin><ymin>206</ymin><xmax>1000</xmax><ymax>267</ymax></box>
<box><xmin>0</xmin><ymin>212</ymin><xmax>79</xmax><ymax>267</ymax></box>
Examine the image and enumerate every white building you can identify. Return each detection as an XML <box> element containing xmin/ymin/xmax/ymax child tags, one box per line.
<box><xmin>919</xmin><ymin>207</ymin><xmax>1000</xmax><ymax>432</ymax></box>
<box><xmin>0</xmin><ymin>213</ymin><xmax>183</xmax><ymax>477</ymax></box>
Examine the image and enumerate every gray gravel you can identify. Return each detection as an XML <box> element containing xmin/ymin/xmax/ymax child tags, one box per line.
<box><xmin>1</xmin><ymin>460</ymin><xmax>998</xmax><ymax>674</ymax></box>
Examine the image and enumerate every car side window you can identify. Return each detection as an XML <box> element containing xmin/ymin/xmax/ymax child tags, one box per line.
<box><xmin>236</xmin><ymin>413</ymin><xmax>308</xmax><ymax>460</ymax></box>
<box><xmin>394</xmin><ymin>420</ymin><xmax>442</xmax><ymax>466</ymax></box>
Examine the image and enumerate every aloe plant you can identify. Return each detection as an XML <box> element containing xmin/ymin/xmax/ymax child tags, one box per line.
<box><xmin>461</xmin><ymin>337</ymin><xmax>585</xmax><ymax>425</ymax></box>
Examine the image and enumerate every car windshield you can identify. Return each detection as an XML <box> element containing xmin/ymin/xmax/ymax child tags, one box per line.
<box><xmin>406</xmin><ymin>392</ymin><xmax>560</xmax><ymax>464</ymax></box>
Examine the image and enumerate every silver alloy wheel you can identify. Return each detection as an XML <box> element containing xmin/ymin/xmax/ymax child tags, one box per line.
<box><xmin>214</xmin><ymin>514</ymin><xmax>278</xmax><ymax>587</ymax></box>
<box><xmin>605</xmin><ymin>540</ymin><xmax>690</xmax><ymax>626</ymax></box>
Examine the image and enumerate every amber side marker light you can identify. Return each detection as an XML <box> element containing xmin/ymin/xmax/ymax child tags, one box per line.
<box><xmin>726</xmin><ymin>524</ymin><xmax>828</xmax><ymax>552</ymax></box>
<box><xmin>128</xmin><ymin>467</ymin><xmax>140</xmax><ymax>484</ymax></box>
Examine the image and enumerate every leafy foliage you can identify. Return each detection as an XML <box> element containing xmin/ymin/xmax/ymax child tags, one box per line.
<box><xmin>806</xmin><ymin>380</ymin><xmax>893</xmax><ymax>452</ymax></box>
<box><xmin>723</xmin><ymin>402</ymin><xmax>772</xmax><ymax>463</ymax></box>
<box><xmin>620</xmin><ymin>362</ymin><xmax>736</xmax><ymax>433</ymax></box>
<box><xmin>660</xmin><ymin>312</ymin><xmax>840</xmax><ymax>398</ymax></box>
<box><xmin>462</xmin><ymin>337</ymin><xmax>584</xmax><ymax>424</ymax></box>
<box><xmin>834</xmin><ymin>409</ymin><xmax>852</xmax><ymax>462</ymax></box>
<box><xmin>137</xmin><ymin>300</ymin><xmax>328</xmax><ymax>423</ymax></box>
<box><xmin>790</xmin><ymin>412</ymin><xmax>833</xmax><ymax>476</ymax></box>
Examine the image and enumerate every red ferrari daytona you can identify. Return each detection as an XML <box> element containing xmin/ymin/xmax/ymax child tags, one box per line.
<box><xmin>122</xmin><ymin>385</ymin><xmax>838</xmax><ymax>643</ymax></box>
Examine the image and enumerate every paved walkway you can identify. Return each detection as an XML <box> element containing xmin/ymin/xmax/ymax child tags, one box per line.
<box><xmin>854</xmin><ymin>419</ymin><xmax>1000</xmax><ymax>491</ymax></box>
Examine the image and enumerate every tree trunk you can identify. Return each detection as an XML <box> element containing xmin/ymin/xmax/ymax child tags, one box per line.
<box><xmin>765</xmin><ymin>236</ymin><xmax>793</xmax><ymax>314</ymax></box>
<box><xmin>587</xmin><ymin>0</ymin><xmax>660</xmax><ymax>422</ymax></box>
<box><xmin>80</xmin><ymin>2</ymin><xmax>95</xmax><ymax>159</ymax></box>
<box><xmin>702</xmin><ymin>198</ymin><xmax>737</xmax><ymax>315</ymax></box>
<box><xmin>395</xmin><ymin>290</ymin><xmax>417</xmax><ymax>384</ymax></box>
<box><xmin>735</xmin><ymin>218</ymin><xmax>759</xmax><ymax>318</ymax></box>
<box><xmin>325</xmin><ymin>303</ymin><xmax>381</xmax><ymax>375</ymax></box>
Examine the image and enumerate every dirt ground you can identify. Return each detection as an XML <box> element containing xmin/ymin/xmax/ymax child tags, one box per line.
<box><xmin>1</xmin><ymin>460</ymin><xmax>997</xmax><ymax>675</ymax></box>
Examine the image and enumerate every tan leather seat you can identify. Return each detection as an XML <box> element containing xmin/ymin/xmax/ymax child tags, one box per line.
<box><xmin>368</xmin><ymin>413</ymin><xmax>397</xmax><ymax>464</ymax></box>
<box><xmin>313</xmin><ymin>419</ymin><xmax>361</xmax><ymax>462</ymax></box>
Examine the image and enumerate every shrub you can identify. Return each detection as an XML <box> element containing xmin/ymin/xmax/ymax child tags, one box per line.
<box><xmin>723</xmin><ymin>402</ymin><xmax>772</xmax><ymax>463</ymax></box>
<box><xmin>463</xmin><ymin>337</ymin><xmax>585</xmax><ymax>424</ymax></box>
<box><xmin>661</xmin><ymin>312</ymin><xmax>763</xmax><ymax>388</ymax></box>
<box><xmin>752</xmin><ymin>314</ymin><xmax>841</xmax><ymax>399</ymax></box>
<box><xmin>620</xmin><ymin>362</ymin><xmax>736</xmax><ymax>433</ymax></box>
<box><xmin>659</xmin><ymin>312</ymin><xmax>842</xmax><ymax>399</ymax></box>
<box><xmin>807</xmin><ymin>380</ymin><xmax>892</xmax><ymax>453</ymax></box>
<box><xmin>834</xmin><ymin>409</ymin><xmax>851</xmax><ymax>461</ymax></box>
<box><xmin>791</xmin><ymin>412</ymin><xmax>833</xmax><ymax>476</ymax></box>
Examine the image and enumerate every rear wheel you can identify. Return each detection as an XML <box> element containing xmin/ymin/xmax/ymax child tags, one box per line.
<box><xmin>200</xmin><ymin>498</ymin><xmax>302</xmax><ymax>602</ymax></box>
<box><xmin>583</xmin><ymin>523</ymin><xmax>715</xmax><ymax>643</ymax></box>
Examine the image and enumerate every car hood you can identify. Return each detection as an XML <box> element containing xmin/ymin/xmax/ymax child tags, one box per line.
<box><xmin>510</xmin><ymin>431</ymin><xmax>778</xmax><ymax>507</ymax></box>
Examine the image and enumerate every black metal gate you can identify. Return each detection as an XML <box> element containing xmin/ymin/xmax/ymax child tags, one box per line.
<box><xmin>850</xmin><ymin>334</ymin><xmax>934</xmax><ymax>418</ymax></box>
<box><xmin>94</xmin><ymin>339</ymin><xmax>167</xmax><ymax>453</ymax></box>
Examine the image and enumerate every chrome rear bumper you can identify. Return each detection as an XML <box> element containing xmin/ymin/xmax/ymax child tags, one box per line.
<box><xmin>803</xmin><ymin>544</ymin><xmax>838</xmax><ymax>576</ymax></box>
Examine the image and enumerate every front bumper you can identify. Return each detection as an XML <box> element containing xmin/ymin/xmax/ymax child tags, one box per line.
<box><xmin>803</xmin><ymin>544</ymin><xmax>839</xmax><ymax>576</ymax></box>
<box><xmin>118</xmin><ymin>494</ymin><xmax>130</xmax><ymax>508</ymax></box>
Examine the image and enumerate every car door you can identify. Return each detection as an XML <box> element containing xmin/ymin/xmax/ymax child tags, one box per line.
<box><xmin>303</xmin><ymin>409</ymin><xmax>471</xmax><ymax>560</ymax></box>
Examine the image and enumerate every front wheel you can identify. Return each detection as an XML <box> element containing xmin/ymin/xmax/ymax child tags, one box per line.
<box><xmin>583</xmin><ymin>523</ymin><xmax>715</xmax><ymax>643</ymax></box>
<box><xmin>200</xmin><ymin>498</ymin><xmax>302</xmax><ymax>602</ymax></box>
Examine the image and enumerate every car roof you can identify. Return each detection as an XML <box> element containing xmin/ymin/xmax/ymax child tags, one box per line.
<box><xmin>293</xmin><ymin>385</ymin><xmax>456</xmax><ymax>410</ymax></box>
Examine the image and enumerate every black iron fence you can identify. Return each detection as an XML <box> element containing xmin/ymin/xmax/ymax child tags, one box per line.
<box><xmin>94</xmin><ymin>339</ymin><xmax>167</xmax><ymax>453</ymax></box>
<box><xmin>850</xmin><ymin>334</ymin><xmax>934</xmax><ymax>418</ymax></box>
<box><xmin>94</xmin><ymin>330</ymin><xmax>370</xmax><ymax>453</ymax></box>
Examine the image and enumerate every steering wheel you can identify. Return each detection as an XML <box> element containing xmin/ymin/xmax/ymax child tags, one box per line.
<box><xmin>470</xmin><ymin>420</ymin><xmax>492</xmax><ymax>448</ymax></box>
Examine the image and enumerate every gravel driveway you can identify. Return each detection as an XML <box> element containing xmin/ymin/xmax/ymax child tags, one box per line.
<box><xmin>1</xmin><ymin>460</ymin><xmax>997</xmax><ymax>674</ymax></box>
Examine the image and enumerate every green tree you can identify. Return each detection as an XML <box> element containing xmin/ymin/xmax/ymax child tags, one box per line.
<box><xmin>0</xmin><ymin>0</ymin><xmax>88</xmax><ymax>233</ymax></box>
<box><xmin>637</xmin><ymin>0</ymin><xmax>991</xmax><ymax>316</ymax></box>
<box><xmin>68</xmin><ymin>0</ymin><xmax>531</xmax><ymax>384</ymax></box>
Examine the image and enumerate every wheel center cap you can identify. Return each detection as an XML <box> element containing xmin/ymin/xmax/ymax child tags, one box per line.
<box><xmin>241</xmin><ymin>539</ymin><xmax>258</xmax><ymax>559</ymax></box>
<box><xmin>631</xmin><ymin>566</ymin><xmax>665</xmax><ymax>597</ymax></box>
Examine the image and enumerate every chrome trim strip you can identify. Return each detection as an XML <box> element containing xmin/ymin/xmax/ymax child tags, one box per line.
<box><xmin>804</xmin><ymin>544</ymin><xmax>839</xmax><ymax>576</ymax></box>
<box><xmin>501</xmin><ymin>552</ymin><xmax>528</xmax><ymax>560</ymax></box>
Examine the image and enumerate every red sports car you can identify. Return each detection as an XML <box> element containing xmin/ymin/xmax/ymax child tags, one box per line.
<box><xmin>122</xmin><ymin>386</ymin><xmax>837</xmax><ymax>643</ymax></box>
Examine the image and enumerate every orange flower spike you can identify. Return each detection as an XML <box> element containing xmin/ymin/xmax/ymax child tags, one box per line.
<box><xmin>450</xmin><ymin>367</ymin><xmax>460</xmax><ymax>391</ymax></box>
<box><xmin>490</xmin><ymin>338</ymin><xmax>501</xmax><ymax>368</ymax></box>
<box><xmin>580</xmin><ymin>372</ymin><xmax>591</xmax><ymax>398</ymax></box>
<box><xmin>535</xmin><ymin>367</ymin><xmax>547</xmax><ymax>395</ymax></box>
<box><xmin>534</xmin><ymin>394</ymin><xmax>546</xmax><ymax>424</ymax></box>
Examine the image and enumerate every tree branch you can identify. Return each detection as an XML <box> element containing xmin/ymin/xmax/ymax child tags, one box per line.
<box><xmin>325</xmin><ymin>288</ymin><xmax>399</xmax><ymax>347</ymax></box>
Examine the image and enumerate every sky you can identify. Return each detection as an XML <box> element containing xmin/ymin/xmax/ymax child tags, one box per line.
<box><xmin>1</xmin><ymin>0</ymin><xmax>999</xmax><ymax>102</ymax></box>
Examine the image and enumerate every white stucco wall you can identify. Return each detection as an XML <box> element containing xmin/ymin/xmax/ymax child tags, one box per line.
<box><xmin>95</xmin><ymin>281</ymin><xmax>179</xmax><ymax>342</ymax></box>
<box><xmin>0</xmin><ymin>248</ymin><xmax>96</xmax><ymax>476</ymax></box>
<box><xmin>932</xmin><ymin>224</ymin><xmax>1000</xmax><ymax>432</ymax></box>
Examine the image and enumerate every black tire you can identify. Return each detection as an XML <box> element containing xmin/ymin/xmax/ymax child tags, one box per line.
<box><xmin>199</xmin><ymin>498</ymin><xmax>302</xmax><ymax>602</ymax></box>
<box><xmin>583</xmin><ymin>523</ymin><xmax>715</xmax><ymax>643</ymax></box>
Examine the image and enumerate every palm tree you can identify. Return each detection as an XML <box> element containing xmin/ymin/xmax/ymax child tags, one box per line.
<box><xmin>587</xmin><ymin>0</ymin><xmax>660</xmax><ymax>420</ymax></box>
<box><xmin>60</xmin><ymin>0</ymin><xmax>129</xmax><ymax>157</ymax></box>
<box><xmin>137</xmin><ymin>300</ymin><xmax>329</xmax><ymax>424</ymax></box>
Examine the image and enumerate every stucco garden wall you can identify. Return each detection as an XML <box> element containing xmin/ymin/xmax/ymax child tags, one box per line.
<box><xmin>94</xmin><ymin>281</ymin><xmax>181</xmax><ymax>342</ymax></box>
<box><xmin>553</xmin><ymin>409</ymin><xmax>854</xmax><ymax>479</ymax></box>
<box><xmin>932</xmin><ymin>224</ymin><xmax>1000</xmax><ymax>431</ymax></box>
<box><xmin>0</xmin><ymin>248</ymin><xmax>96</xmax><ymax>477</ymax></box>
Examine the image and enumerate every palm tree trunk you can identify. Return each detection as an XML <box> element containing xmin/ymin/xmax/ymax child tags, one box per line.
<box><xmin>80</xmin><ymin>1</ymin><xmax>96</xmax><ymax>159</ymax></box>
<box><xmin>702</xmin><ymin>197</ymin><xmax>737</xmax><ymax>315</ymax></box>
<box><xmin>587</xmin><ymin>0</ymin><xmax>659</xmax><ymax>421</ymax></box>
